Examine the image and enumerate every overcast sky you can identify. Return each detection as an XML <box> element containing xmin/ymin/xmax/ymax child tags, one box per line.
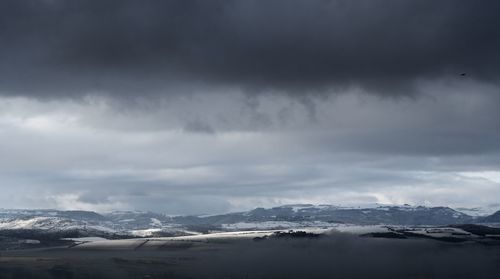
<box><xmin>0</xmin><ymin>0</ymin><xmax>499</xmax><ymax>214</ymax></box>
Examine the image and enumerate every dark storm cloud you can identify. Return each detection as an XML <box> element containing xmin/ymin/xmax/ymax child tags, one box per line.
<box><xmin>0</xmin><ymin>0</ymin><xmax>499</xmax><ymax>97</ymax></box>
<box><xmin>1</xmin><ymin>1</ymin><xmax>500</xmax><ymax>213</ymax></box>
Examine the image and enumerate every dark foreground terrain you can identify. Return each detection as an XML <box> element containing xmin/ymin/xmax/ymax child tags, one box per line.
<box><xmin>1</xmin><ymin>231</ymin><xmax>500</xmax><ymax>279</ymax></box>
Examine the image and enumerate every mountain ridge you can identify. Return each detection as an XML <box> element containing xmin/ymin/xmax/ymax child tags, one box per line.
<box><xmin>0</xmin><ymin>204</ymin><xmax>498</xmax><ymax>236</ymax></box>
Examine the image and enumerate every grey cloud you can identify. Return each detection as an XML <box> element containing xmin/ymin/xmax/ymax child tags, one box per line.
<box><xmin>0</xmin><ymin>0</ymin><xmax>499</xmax><ymax>98</ymax></box>
<box><xmin>1</xmin><ymin>1</ymin><xmax>500</xmax><ymax>213</ymax></box>
<box><xmin>183</xmin><ymin>119</ymin><xmax>215</xmax><ymax>134</ymax></box>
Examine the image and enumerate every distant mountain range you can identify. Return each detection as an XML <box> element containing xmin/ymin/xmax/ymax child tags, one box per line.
<box><xmin>0</xmin><ymin>204</ymin><xmax>499</xmax><ymax>237</ymax></box>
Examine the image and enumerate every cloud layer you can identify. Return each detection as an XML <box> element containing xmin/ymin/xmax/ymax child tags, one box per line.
<box><xmin>1</xmin><ymin>0</ymin><xmax>499</xmax><ymax>97</ymax></box>
<box><xmin>0</xmin><ymin>1</ymin><xmax>499</xmax><ymax>213</ymax></box>
<box><xmin>1</xmin><ymin>81</ymin><xmax>500</xmax><ymax>213</ymax></box>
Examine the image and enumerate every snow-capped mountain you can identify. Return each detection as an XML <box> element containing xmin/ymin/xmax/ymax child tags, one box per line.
<box><xmin>0</xmin><ymin>209</ymin><xmax>204</xmax><ymax>238</ymax></box>
<box><xmin>0</xmin><ymin>209</ymin><xmax>106</xmax><ymax>222</ymax></box>
<box><xmin>0</xmin><ymin>209</ymin><xmax>110</xmax><ymax>229</ymax></box>
<box><xmin>105</xmin><ymin>211</ymin><xmax>175</xmax><ymax>229</ymax></box>
<box><xmin>0</xmin><ymin>216</ymin><xmax>113</xmax><ymax>233</ymax></box>
<box><xmin>481</xmin><ymin>211</ymin><xmax>500</xmax><ymax>223</ymax></box>
<box><xmin>174</xmin><ymin>204</ymin><xmax>475</xmax><ymax>227</ymax></box>
<box><xmin>0</xmin><ymin>205</ymin><xmax>498</xmax><ymax>236</ymax></box>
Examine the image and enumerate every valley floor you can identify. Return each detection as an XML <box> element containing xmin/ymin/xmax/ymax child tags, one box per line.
<box><xmin>1</xmin><ymin>229</ymin><xmax>500</xmax><ymax>279</ymax></box>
